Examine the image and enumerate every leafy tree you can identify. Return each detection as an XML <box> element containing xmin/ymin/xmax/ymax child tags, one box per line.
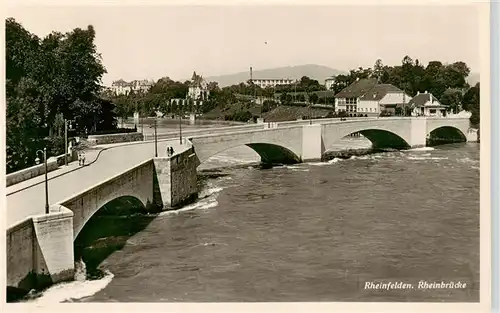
<box><xmin>373</xmin><ymin>59</ymin><xmax>384</xmax><ymax>83</ymax></box>
<box><xmin>262</xmin><ymin>100</ymin><xmax>278</xmax><ymax>113</ymax></box>
<box><xmin>309</xmin><ymin>93</ymin><xmax>319</xmax><ymax>104</ymax></box>
<box><xmin>440</xmin><ymin>88</ymin><xmax>464</xmax><ymax>114</ymax></box>
<box><xmin>379</xmin><ymin>109</ymin><xmax>392</xmax><ymax>117</ymax></box>
<box><xmin>6</xmin><ymin>18</ymin><xmax>109</xmax><ymax>173</ymax></box>
<box><xmin>395</xmin><ymin>107</ymin><xmax>403</xmax><ymax>116</ymax></box>
<box><xmin>462</xmin><ymin>82</ymin><xmax>480</xmax><ymax>111</ymax></box>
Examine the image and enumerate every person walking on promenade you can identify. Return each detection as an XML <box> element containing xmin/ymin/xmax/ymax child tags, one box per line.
<box><xmin>78</xmin><ymin>153</ymin><xmax>82</xmax><ymax>166</ymax></box>
<box><xmin>166</xmin><ymin>146</ymin><xmax>171</xmax><ymax>157</ymax></box>
<box><xmin>170</xmin><ymin>147</ymin><xmax>174</xmax><ymax>155</ymax></box>
<box><xmin>81</xmin><ymin>152</ymin><xmax>86</xmax><ymax>166</ymax></box>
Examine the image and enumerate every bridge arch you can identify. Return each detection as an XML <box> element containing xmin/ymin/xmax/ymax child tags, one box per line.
<box><xmin>427</xmin><ymin>126</ymin><xmax>467</xmax><ymax>146</ymax></box>
<box><xmin>58</xmin><ymin>160</ymin><xmax>155</xmax><ymax>240</ymax></box>
<box><xmin>73</xmin><ymin>195</ymin><xmax>156</xmax><ymax>279</ymax></box>
<box><xmin>199</xmin><ymin>142</ymin><xmax>302</xmax><ymax>166</ymax></box>
<box><xmin>190</xmin><ymin>127</ymin><xmax>304</xmax><ymax>165</ymax></box>
<box><xmin>322</xmin><ymin>120</ymin><xmax>413</xmax><ymax>151</ymax></box>
<box><xmin>72</xmin><ymin>194</ymin><xmax>150</xmax><ymax>240</ymax></box>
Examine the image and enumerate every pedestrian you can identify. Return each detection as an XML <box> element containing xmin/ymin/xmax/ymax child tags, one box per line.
<box><xmin>78</xmin><ymin>153</ymin><xmax>81</xmax><ymax>166</ymax></box>
<box><xmin>166</xmin><ymin>146</ymin><xmax>171</xmax><ymax>156</ymax></box>
<box><xmin>81</xmin><ymin>153</ymin><xmax>86</xmax><ymax>166</ymax></box>
<box><xmin>170</xmin><ymin>147</ymin><xmax>174</xmax><ymax>155</ymax></box>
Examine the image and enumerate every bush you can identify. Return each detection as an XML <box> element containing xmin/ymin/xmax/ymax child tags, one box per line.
<box><xmin>224</xmin><ymin>111</ymin><xmax>253</xmax><ymax>122</ymax></box>
<box><xmin>262</xmin><ymin>100</ymin><xmax>278</xmax><ymax>113</ymax></box>
<box><xmin>46</xmin><ymin>135</ymin><xmax>65</xmax><ymax>158</ymax></box>
<box><xmin>379</xmin><ymin>110</ymin><xmax>392</xmax><ymax>117</ymax></box>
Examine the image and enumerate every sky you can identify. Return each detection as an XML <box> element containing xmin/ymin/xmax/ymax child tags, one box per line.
<box><xmin>7</xmin><ymin>3</ymin><xmax>480</xmax><ymax>86</ymax></box>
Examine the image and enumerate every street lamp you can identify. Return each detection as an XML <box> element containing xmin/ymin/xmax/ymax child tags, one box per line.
<box><xmin>35</xmin><ymin>148</ymin><xmax>49</xmax><ymax>214</ymax></box>
<box><xmin>149</xmin><ymin>117</ymin><xmax>158</xmax><ymax>157</ymax></box>
<box><xmin>64</xmin><ymin>119</ymin><xmax>75</xmax><ymax>166</ymax></box>
<box><xmin>179</xmin><ymin>99</ymin><xmax>184</xmax><ymax>144</ymax></box>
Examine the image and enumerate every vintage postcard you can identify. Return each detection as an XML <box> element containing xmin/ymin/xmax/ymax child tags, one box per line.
<box><xmin>0</xmin><ymin>0</ymin><xmax>492</xmax><ymax>312</ymax></box>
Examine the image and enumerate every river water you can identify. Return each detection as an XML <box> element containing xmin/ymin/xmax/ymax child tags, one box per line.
<box><xmin>24</xmin><ymin>136</ymin><xmax>480</xmax><ymax>303</ymax></box>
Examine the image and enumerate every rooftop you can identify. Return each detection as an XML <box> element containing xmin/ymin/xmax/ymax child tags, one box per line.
<box><xmin>408</xmin><ymin>92</ymin><xmax>446</xmax><ymax>107</ymax></box>
<box><xmin>334</xmin><ymin>78</ymin><xmax>378</xmax><ymax>98</ymax></box>
<box><xmin>359</xmin><ymin>84</ymin><xmax>404</xmax><ymax>101</ymax></box>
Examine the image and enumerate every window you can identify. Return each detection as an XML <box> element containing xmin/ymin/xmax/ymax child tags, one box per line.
<box><xmin>430</xmin><ymin>109</ymin><xmax>436</xmax><ymax>114</ymax></box>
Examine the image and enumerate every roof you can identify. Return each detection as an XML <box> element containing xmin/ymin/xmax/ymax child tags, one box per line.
<box><xmin>112</xmin><ymin>79</ymin><xmax>129</xmax><ymax>86</ymax></box>
<box><xmin>253</xmin><ymin>78</ymin><xmax>294</xmax><ymax>81</ymax></box>
<box><xmin>273</xmin><ymin>90</ymin><xmax>336</xmax><ymax>98</ymax></box>
<box><xmin>334</xmin><ymin>78</ymin><xmax>377</xmax><ymax>98</ymax></box>
<box><xmin>359</xmin><ymin>84</ymin><xmax>404</xmax><ymax>101</ymax></box>
<box><xmin>408</xmin><ymin>93</ymin><xmax>446</xmax><ymax>107</ymax></box>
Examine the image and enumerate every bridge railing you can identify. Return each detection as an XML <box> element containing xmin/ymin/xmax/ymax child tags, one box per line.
<box><xmin>144</xmin><ymin>123</ymin><xmax>265</xmax><ymax>141</ymax></box>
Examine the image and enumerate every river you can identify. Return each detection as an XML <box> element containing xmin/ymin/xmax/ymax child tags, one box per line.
<box><xmin>23</xmin><ymin>136</ymin><xmax>480</xmax><ymax>303</ymax></box>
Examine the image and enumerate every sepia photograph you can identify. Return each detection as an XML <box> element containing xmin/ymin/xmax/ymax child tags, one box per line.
<box><xmin>1</xmin><ymin>0</ymin><xmax>492</xmax><ymax>311</ymax></box>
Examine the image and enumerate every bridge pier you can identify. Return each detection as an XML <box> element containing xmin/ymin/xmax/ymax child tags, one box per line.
<box><xmin>7</xmin><ymin>206</ymin><xmax>75</xmax><ymax>298</ymax></box>
<box><xmin>153</xmin><ymin>147</ymin><xmax>199</xmax><ymax>209</ymax></box>
<box><xmin>409</xmin><ymin>118</ymin><xmax>428</xmax><ymax>148</ymax></box>
<box><xmin>301</xmin><ymin>124</ymin><xmax>325</xmax><ymax>162</ymax></box>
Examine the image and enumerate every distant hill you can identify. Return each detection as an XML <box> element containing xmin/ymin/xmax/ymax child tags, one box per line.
<box><xmin>204</xmin><ymin>64</ymin><xmax>345</xmax><ymax>87</ymax></box>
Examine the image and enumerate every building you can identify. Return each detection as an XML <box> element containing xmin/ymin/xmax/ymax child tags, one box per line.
<box><xmin>111</xmin><ymin>79</ymin><xmax>154</xmax><ymax>95</ymax></box>
<box><xmin>188</xmin><ymin>72</ymin><xmax>210</xmax><ymax>101</ymax></box>
<box><xmin>334</xmin><ymin>78</ymin><xmax>412</xmax><ymax>116</ymax></box>
<box><xmin>251</xmin><ymin>78</ymin><xmax>295</xmax><ymax>89</ymax></box>
<box><xmin>408</xmin><ymin>91</ymin><xmax>448</xmax><ymax>117</ymax></box>
<box><xmin>111</xmin><ymin>79</ymin><xmax>131</xmax><ymax>96</ymax></box>
<box><xmin>324</xmin><ymin>76</ymin><xmax>336</xmax><ymax>90</ymax></box>
<box><xmin>130</xmin><ymin>79</ymin><xmax>154</xmax><ymax>93</ymax></box>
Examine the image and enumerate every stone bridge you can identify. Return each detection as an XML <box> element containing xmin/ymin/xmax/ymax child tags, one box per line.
<box><xmin>190</xmin><ymin>117</ymin><xmax>471</xmax><ymax>164</ymax></box>
<box><xmin>7</xmin><ymin>145</ymin><xmax>199</xmax><ymax>294</ymax></box>
<box><xmin>6</xmin><ymin>116</ymin><xmax>471</xmax><ymax>296</ymax></box>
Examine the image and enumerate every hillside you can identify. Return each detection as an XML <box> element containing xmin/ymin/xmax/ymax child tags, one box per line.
<box><xmin>204</xmin><ymin>64</ymin><xmax>345</xmax><ymax>87</ymax></box>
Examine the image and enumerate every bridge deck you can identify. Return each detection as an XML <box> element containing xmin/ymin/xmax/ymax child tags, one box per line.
<box><xmin>6</xmin><ymin>117</ymin><xmax>468</xmax><ymax>228</ymax></box>
<box><xmin>6</xmin><ymin>139</ymin><xmax>187</xmax><ymax>228</ymax></box>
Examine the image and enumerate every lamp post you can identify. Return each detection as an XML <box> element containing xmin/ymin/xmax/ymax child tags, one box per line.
<box><xmin>64</xmin><ymin>119</ymin><xmax>74</xmax><ymax>166</ymax></box>
<box><xmin>64</xmin><ymin>119</ymin><xmax>68</xmax><ymax>166</ymax></box>
<box><xmin>140</xmin><ymin>112</ymin><xmax>144</xmax><ymax>134</ymax></box>
<box><xmin>149</xmin><ymin>118</ymin><xmax>158</xmax><ymax>157</ymax></box>
<box><xmin>35</xmin><ymin>148</ymin><xmax>49</xmax><ymax>214</ymax></box>
<box><xmin>154</xmin><ymin>117</ymin><xmax>158</xmax><ymax>157</ymax></box>
<box><xmin>179</xmin><ymin>99</ymin><xmax>184</xmax><ymax>144</ymax></box>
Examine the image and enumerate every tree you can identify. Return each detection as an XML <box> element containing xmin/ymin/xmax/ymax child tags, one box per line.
<box><xmin>462</xmin><ymin>82</ymin><xmax>480</xmax><ymax>111</ymax></box>
<box><xmin>309</xmin><ymin>93</ymin><xmax>319</xmax><ymax>104</ymax></box>
<box><xmin>395</xmin><ymin>107</ymin><xmax>403</xmax><ymax>116</ymax></box>
<box><xmin>6</xmin><ymin>18</ymin><xmax>109</xmax><ymax>173</ymax></box>
<box><xmin>440</xmin><ymin>88</ymin><xmax>464</xmax><ymax>114</ymax></box>
<box><xmin>373</xmin><ymin>59</ymin><xmax>384</xmax><ymax>83</ymax></box>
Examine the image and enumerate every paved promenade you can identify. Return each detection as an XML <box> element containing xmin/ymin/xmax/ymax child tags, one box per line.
<box><xmin>7</xmin><ymin>138</ymin><xmax>187</xmax><ymax>228</ymax></box>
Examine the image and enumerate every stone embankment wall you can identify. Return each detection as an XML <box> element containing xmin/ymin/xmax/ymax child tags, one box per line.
<box><xmin>87</xmin><ymin>132</ymin><xmax>144</xmax><ymax>145</ymax></box>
